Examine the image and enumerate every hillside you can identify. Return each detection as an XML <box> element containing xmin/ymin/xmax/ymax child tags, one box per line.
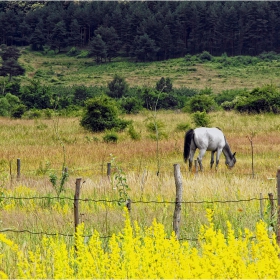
<box><xmin>19</xmin><ymin>49</ymin><xmax>280</xmax><ymax>94</ymax></box>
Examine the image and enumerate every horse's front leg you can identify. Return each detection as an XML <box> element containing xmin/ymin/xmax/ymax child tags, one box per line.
<box><xmin>215</xmin><ymin>149</ymin><xmax>222</xmax><ymax>170</ymax></box>
<box><xmin>210</xmin><ymin>151</ymin><xmax>215</xmax><ymax>169</ymax></box>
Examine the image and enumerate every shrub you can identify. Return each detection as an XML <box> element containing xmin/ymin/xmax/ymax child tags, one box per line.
<box><xmin>156</xmin><ymin>77</ymin><xmax>173</xmax><ymax>93</ymax></box>
<box><xmin>192</xmin><ymin>111</ymin><xmax>211</xmax><ymax>127</ymax></box>
<box><xmin>107</xmin><ymin>75</ymin><xmax>129</xmax><ymax>99</ymax></box>
<box><xmin>11</xmin><ymin>104</ymin><xmax>27</xmax><ymax>119</ymax></box>
<box><xmin>127</xmin><ymin>124</ymin><xmax>141</xmax><ymax>140</ymax></box>
<box><xmin>103</xmin><ymin>131</ymin><xmax>119</xmax><ymax>143</ymax></box>
<box><xmin>189</xmin><ymin>94</ymin><xmax>217</xmax><ymax>113</ymax></box>
<box><xmin>80</xmin><ymin>95</ymin><xmax>130</xmax><ymax>132</ymax></box>
<box><xmin>118</xmin><ymin>97</ymin><xmax>143</xmax><ymax>114</ymax></box>
<box><xmin>176</xmin><ymin>122</ymin><xmax>191</xmax><ymax>131</ymax></box>
<box><xmin>199</xmin><ymin>51</ymin><xmax>213</xmax><ymax>62</ymax></box>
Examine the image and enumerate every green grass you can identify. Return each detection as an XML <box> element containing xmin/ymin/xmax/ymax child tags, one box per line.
<box><xmin>15</xmin><ymin>49</ymin><xmax>280</xmax><ymax>93</ymax></box>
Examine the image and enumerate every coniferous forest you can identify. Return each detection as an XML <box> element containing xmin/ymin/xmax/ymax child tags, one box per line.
<box><xmin>1</xmin><ymin>1</ymin><xmax>280</xmax><ymax>60</ymax></box>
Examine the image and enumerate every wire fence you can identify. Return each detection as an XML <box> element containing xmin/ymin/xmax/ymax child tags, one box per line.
<box><xmin>1</xmin><ymin>162</ymin><xmax>279</xmax><ymax>243</ymax></box>
<box><xmin>0</xmin><ymin>194</ymin><xmax>276</xmax><ymax>241</ymax></box>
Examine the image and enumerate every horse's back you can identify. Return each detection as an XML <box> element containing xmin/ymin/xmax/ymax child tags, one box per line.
<box><xmin>194</xmin><ymin>127</ymin><xmax>225</xmax><ymax>151</ymax></box>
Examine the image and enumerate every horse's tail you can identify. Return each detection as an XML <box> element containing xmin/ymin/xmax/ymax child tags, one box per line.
<box><xmin>183</xmin><ymin>129</ymin><xmax>194</xmax><ymax>163</ymax></box>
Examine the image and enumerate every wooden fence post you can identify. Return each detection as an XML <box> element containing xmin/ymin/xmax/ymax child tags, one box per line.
<box><xmin>74</xmin><ymin>178</ymin><xmax>82</xmax><ymax>233</ymax></box>
<box><xmin>173</xmin><ymin>163</ymin><xmax>183</xmax><ymax>239</ymax></box>
<box><xmin>17</xmin><ymin>158</ymin><xmax>21</xmax><ymax>180</ymax></box>
<box><xmin>276</xmin><ymin>168</ymin><xmax>280</xmax><ymax>246</ymax></box>
<box><xmin>260</xmin><ymin>193</ymin><xmax>263</xmax><ymax>220</ymax></box>
<box><xmin>268</xmin><ymin>193</ymin><xmax>275</xmax><ymax>223</ymax></box>
<box><xmin>107</xmin><ymin>162</ymin><xmax>111</xmax><ymax>177</ymax></box>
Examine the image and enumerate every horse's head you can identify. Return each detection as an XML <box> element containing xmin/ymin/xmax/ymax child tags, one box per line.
<box><xmin>226</xmin><ymin>152</ymin><xmax>236</xmax><ymax>169</ymax></box>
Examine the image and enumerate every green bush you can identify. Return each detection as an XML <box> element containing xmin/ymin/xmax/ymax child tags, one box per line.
<box><xmin>103</xmin><ymin>131</ymin><xmax>118</xmax><ymax>143</ymax></box>
<box><xmin>192</xmin><ymin>111</ymin><xmax>211</xmax><ymax>127</ymax></box>
<box><xmin>107</xmin><ymin>75</ymin><xmax>128</xmax><ymax>99</ymax></box>
<box><xmin>188</xmin><ymin>94</ymin><xmax>217</xmax><ymax>113</ymax></box>
<box><xmin>176</xmin><ymin>122</ymin><xmax>191</xmax><ymax>132</ymax></box>
<box><xmin>80</xmin><ymin>95</ymin><xmax>130</xmax><ymax>132</ymax></box>
<box><xmin>128</xmin><ymin>124</ymin><xmax>141</xmax><ymax>140</ymax></box>
<box><xmin>11</xmin><ymin>104</ymin><xmax>27</xmax><ymax>119</ymax></box>
<box><xmin>118</xmin><ymin>97</ymin><xmax>143</xmax><ymax>114</ymax></box>
<box><xmin>233</xmin><ymin>84</ymin><xmax>280</xmax><ymax>113</ymax></box>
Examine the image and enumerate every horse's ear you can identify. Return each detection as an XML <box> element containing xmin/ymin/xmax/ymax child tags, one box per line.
<box><xmin>233</xmin><ymin>152</ymin><xmax>236</xmax><ymax>157</ymax></box>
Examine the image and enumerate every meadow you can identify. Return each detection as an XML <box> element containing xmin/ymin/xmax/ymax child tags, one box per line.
<box><xmin>1</xmin><ymin>51</ymin><xmax>280</xmax><ymax>278</ymax></box>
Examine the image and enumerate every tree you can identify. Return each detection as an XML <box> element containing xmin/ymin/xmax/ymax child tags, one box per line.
<box><xmin>88</xmin><ymin>34</ymin><xmax>107</xmax><ymax>63</ymax></box>
<box><xmin>30</xmin><ymin>20</ymin><xmax>46</xmax><ymax>51</ymax></box>
<box><xmin>156</xmin><ymin>77</ymin><xmax>173</xmax><ymax>93</ymax></box>
<box><xmin>80</xmin><ymin>95</ymin><xmax>129</xmax><ymax>132</ymax></box>
<box><xmin>107</xmin><ymin>75</ymin><xmax>128</xmax><ymax>99</ymax></box>
<box><xmin>132</xmin><ymin>33</ymin><xmax>159</xmax><ymax>62</ymax></box>
<box><xmin>50</xmin><ymin>20</ymin><xmax>68</xmax><ymax>52</ymax></box>
<box><xmin>94</xmin><ymin>26</ymin><xmax>120</xmax><ymax>61</ymax></box>
<box><xmin>0</xmin><ymin>45</ymin><xmax>25</xmax><ymax>81</ymax></box>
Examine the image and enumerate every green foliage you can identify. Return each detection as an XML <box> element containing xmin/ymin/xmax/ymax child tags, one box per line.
<box><xmin>103</xmin><ymin>131</ymin><xmax>119</xmax><ymax>143</ymax></box>
<box><xmin>67</xmin><ymin>47</ymin><xmax>80</xmax><ymax>57</ymax></box>
<box><xmin>49</xmin><ymin>169</ymin><xmax>69</xmax><ymax>197</ymax></box>
<box><xmin>233</xmin><ymin>84</ymin><xmax>280</xmax><ymax>113</ymax></box>
<box><xmin>11</xmin><ymin>104</ymin><xmax>27</xmax><ymax>118</ymax></box>
<box><xmin>215</xmin><ymin>89</ymin><xmax>246</xmax><ymax>105</ymax></box>
<box><xmin>145</xmin><ymin>119</ymin><xmax>167</xmax><ymax>140</ymax></box>
<box><xmin>192</xmin><ymin>111</ymin><xmax>211</xmax><ymax>127</ymax></box>
<box><xmin>176</xmin><ymin>122</ymin><xmax>191</xmax><ymax>132</ymax></box>
<box><xmin>128</xmin><ymin>124</ymin><xmax>141</xmax><ymax>140</ymax></box>
<box><xmin>107</xmin><ymin>75</ymin><xmax>128</xmax><ymax>99</ymax></box>
<box><xmin>156</xmin><ymin>77</ymin><xmax>173</xmax><ymax>93</ymax></box>
<box><xmin>118</xmin><ymin>97</ymin><xmax>143</xmax><ymax>114</ymax></box>
<box><xmin>199</xmin><ymin>51</ymin><xmax>213</xmax><ymax>62</ymax></box>
<box><xmin>110</xmin><ymin>155</ymin><xmax>130</xmax><ymax>206</ymax></box>
<box><xmin>188</xmin><ymin>94</ymin><xmax>217</xmax><ymax>113</ymax></box>
<box><xmin>80</xmin><ymin>95</ymin><xmax>130</xmax><ymax>132</ymax></box>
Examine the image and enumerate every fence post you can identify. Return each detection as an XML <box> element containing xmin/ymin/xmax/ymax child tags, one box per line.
<box><xmin>260</xmin><ymin>193</ymin><xmax>263</xmax><ymax>220</ymax></box>
<box><xmin>173</xmin><ymin>163</ymin><xmax>183</xmax><ymax>239</ymax></box>
<box><xmin>268</xmin><ymin>193</ymin><xmax>275</xmax><ymax>223</ymax></box>
<box><xmin>74</xmin><ymin>178</ymin><xmax>82</xmax><ymax>233</ymax></box>
<box><xmin>276</xmin><ymin>168</ymin><xmax>280</xmax><ymax>246</ymax></box>
<box><xmin>107</xmin><ymin>162</ymin><xmax>111</xmax><ymax>177</ymax></box>
<box><xmin>17</xmin><ymin>158</ymin><xmax>21</xmax><ymax>180</ymax></box>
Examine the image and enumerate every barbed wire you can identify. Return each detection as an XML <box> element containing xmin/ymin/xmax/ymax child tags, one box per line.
<box><xmin>0</xmin><ymin>195</ymin><xmax>274</xmax><ymax>204</ymax></box>
<box><xmin>0</xmin><ymin>228</ymin><xmax>261</xmax><ymax>242</ymax></box>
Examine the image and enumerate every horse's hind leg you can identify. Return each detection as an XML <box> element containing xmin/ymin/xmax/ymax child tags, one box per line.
<box><xmin>188</xmin><ymin>149</ymin><xmax>195</xmax><ymax>171</ymax></box>
<box><xmin>197</xmin><ymin>149</ymin><xmax>206</xmax><ymax>171</ymax></box>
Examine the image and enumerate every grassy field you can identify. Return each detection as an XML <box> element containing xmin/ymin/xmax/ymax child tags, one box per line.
<box><xmin>18</xmin><ymin>49</ymin><xmax>280</xmax><ymax>93</ymax></box>
<box><xmin>0</xmin><ymin>110</ymin><xmax>279</xmax><ymax>248</ymax></box>
<box><xmin>1</xmin><ymin>50</ymin><xmax>280</xmax><ymax>262</ymax></box>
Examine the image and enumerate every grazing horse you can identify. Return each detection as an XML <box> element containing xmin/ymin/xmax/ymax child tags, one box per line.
<box><xmin>183</xmin><ymin>127</ymin><xmax>236</xmax><ymax>171</ymax></box>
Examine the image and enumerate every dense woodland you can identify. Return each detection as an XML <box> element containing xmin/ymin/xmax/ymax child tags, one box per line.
<box><xmin>1</xmin><ymin>1</ymin><xmax>280</xmax><ymax>60</ymax></box>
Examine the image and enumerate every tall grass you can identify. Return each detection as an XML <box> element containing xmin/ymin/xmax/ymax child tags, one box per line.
<box><xmin>0</xmin><ymin>110</ymin><xmax>278</xmax><ymax>250</ymax></box>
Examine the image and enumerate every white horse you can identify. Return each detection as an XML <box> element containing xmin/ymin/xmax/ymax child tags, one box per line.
<box><xmin>184</xmin><ymin>127</ymin><xmax>236</xmax><ymax>171</ymax></box>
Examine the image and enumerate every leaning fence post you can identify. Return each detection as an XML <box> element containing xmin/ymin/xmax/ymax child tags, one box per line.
<box><xmin>74</xmin><ymin>178</ymin><xmax>82</xmax><ymax>233</ymax></box>
<box><xmin>173</xmin><ymin>163</ymin><xmax>183</xmax><ymax>239</ymax></box>
<box><xmin>276</xmin><ymin>168</ymin><xmax>280</xmax><ymax>246</ymax></box>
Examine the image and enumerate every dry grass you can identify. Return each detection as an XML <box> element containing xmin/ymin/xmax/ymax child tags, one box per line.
<box><xmin>0</xmin><ymin>110</ymin><xmax>279</xmax><ymax>245</ymax></box>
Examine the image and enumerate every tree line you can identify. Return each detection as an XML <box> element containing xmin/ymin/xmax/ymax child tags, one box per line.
<box><xmin>1</xmin><ymin>1</ymin><xmax>280</xmax><ymax>60</ymax></box>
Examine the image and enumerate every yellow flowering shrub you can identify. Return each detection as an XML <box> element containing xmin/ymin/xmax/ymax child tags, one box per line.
<box><xmin>1</xmin><ymin>209</ymin><xmax>280</xmax><ymax>278</ymax></box>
